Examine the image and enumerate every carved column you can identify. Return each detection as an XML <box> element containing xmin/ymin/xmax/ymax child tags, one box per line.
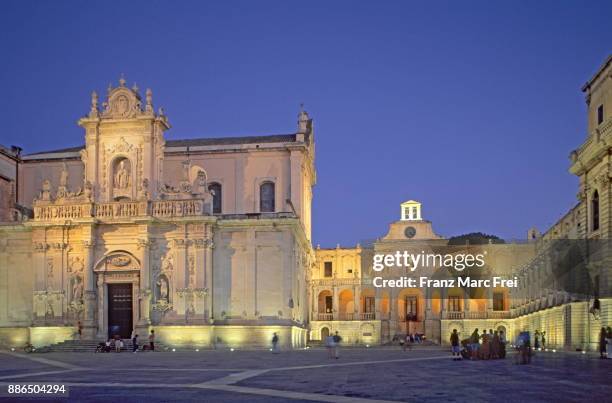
<box><xmin>354</xmin><ymin>285</ymin><xmax>361</xmax><ymax>319</ymax></box>
<box><xmin>375</xmin><ymin>287</ymin><xmax>381</xmax><ymax>319</ymax></box>
<box><xmin>464</xmin><ymin>289</ymin><xmax>471</xmax><ymax>314</ymax></box>
<box><xmin>205</xmin><ymin>231</ymin><xmax>214</xmax><ymax>321</ymax></box>
<box><xmin>82</xmin><ymin>240</ymin><xmax>96</xmax><ymax>325</ymax></box>
<box><xmin>174</xmin><ymin>239</ymin><xmax>188</xmax><ymax>315</ymax></box>
<box><xmin>332</xmin><ymin>286</ymin><xmax>339</xmax><ymax>320</ymax></box>
<box><xmin>96</xmin><ymin>274</ymin><xmax>105</xmax><ymax>339</ymax></box>
<box><xmin>137</xmin><ymin>238</ymin><xmax>151</xmax><ymax>325</ymax></box>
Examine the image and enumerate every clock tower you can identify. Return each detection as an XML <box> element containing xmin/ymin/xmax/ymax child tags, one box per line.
<box><xmin>382</xmin><ymin>200</ymin><xmax>443</xmax><ymax>240</ymax></box>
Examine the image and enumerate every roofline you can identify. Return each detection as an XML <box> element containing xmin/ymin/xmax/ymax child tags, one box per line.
<box><xmin>24</xmin><ymin>132</ymin><xmax>302</xmax><ymax>157</ymax></box>
<box><xmin>581</xmin><ymin>55</ymin><xmax>612</xmax><ymax>92</ymax></box>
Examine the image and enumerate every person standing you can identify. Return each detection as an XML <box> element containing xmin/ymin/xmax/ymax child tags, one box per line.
<box><xmin>325</xmin><ymin>334</ymin><xmax>335</xmax><ymax>359</ymax></box>
<box><xmin>149</xmin><ymin>330</ymin><xmax>155</xmax><ymax>351</ymax></box>
<box><xmin>599</xmin><ymin>327</ymin><xmax>607</xmax><ymax>359</ymax></box>
<box><xmin>534</xmin><ymin>330</ymin><xmax>540</xmax><ymax>350</ymax></box>
<box><xmin>470</xmin><ymin>328</ymin><xmax>480</xmax><ymax>360</ymax></box>
<box><xmin>450</xmin><ymin>329</ymin><xmax>461</xmax><ymax>361</ymax></box>
<box><xmin>271</xmin><ymin>332</ymin><xmax>279</xmax><ymax>354</ymax></box>
<box><xmin>332</xmin><ymin>331</ymin><xmax>342</xmax><ymax>359</ymax></box>
<box><xmin>606</xmin><ymin>326</ymin><xmax>612</xmax><ymax>359</ymax></box>
<box><xmin>132</xmin><ymin>333</ymin><xmax>139</xmax><ymax>353</ymax></box>
<box><xmin>77</xmin><ymin>321</ymin><xmax>83</xmax><ymax>340</ymax></box>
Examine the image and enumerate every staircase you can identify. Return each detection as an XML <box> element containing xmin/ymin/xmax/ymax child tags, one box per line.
<box><xmin>47</xmin><ymin>339</ymin><xmax>167</xmax><ymax>352</ymax></box>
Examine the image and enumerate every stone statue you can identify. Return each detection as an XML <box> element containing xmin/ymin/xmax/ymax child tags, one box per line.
<box><xmin>39</xmin><ymin>179</ymin><xmax>52</xmax><ymax>201</ymax></box>
<box><xmin>83</xmin><ymin>181</ymin><xmax>93</xmax><ymax>201</ymax></box>
<box><xmin>72</xmin><ymin>275</ymin><xmax>84</xmax><ymax>302</ymax></box>
<box><xmin>157</xmin><ymin>276</ymin><xmax>169</xmax><ymax>302</ymax></box>
<box><xmin>138</xmin><ymin>178</ymin><xmax>150</xmax><ymax>200</ymax></box>
<box><xmin>145</xmin><ymin>88</ymin><xmax>153</xmax><ymax>112</ymax></box>
<box><xmin>114</xmin><ymin>160</ymin><xmax>130</xmax><ymax>189</ymax></box>
<box><xmin>297</xmin><ymin>104</ymin><xmax>310</xmax><ymax>133</ymax></box>
<box><xmin>193</xmin><ymin>170</ymin><xmax>208</xmax><ymax>195</ymax></box>
<box><xmin>59</xmin><ymin>163</ymin><xmax>69</xmax><ymax>188</ymax></box>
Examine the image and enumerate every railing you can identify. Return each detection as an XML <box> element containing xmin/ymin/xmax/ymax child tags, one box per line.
<box><xmin>360</xmin><ymin>312</ymin><xmax>376</xmax><ymax>320</ymax></box>
<box><xmin>487</xmin><ymin>311</ymin><xmax>511</xmax><ymax>319</ymax></box>
<box><xmin>96</xmin><ymin>201</ymin><xmax>147</xmax><ymax>219</ymax></box>
<box><xmin>33</xmin><ymin>199</ymin><xmax>211</xmax><ymax>222</ymax></box>
<box><xmin>316</xmin><ymin>313</ymin><xmax>333</xmax><ymax>321</ymax></box>
<box><xmin>337</xmin><ymin>313</ymin><xmax>354</xmax><ymax>321</ymax></box>
<box><xmin>444</xmin><ymin>311</ymin><xmax>465</xmax><ymax>320</ymax></box>
<box><xmin>443</xmin><ymin>311</ymin><xmax>512</xmax><ymax>320</ymax></box>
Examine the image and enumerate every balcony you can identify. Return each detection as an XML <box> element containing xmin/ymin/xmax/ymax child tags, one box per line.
<box><xmin>33</xmin><ymin>199</ymin><xmax>211</xmax><ymax>222</ymax></box>
<box><xmin>442</xmin><ymin>311</ymin><xmax>512</xmax><ymax>320</ymax></box>
<box><xmin>316</xmin><ymin>313</ymin><xmax>333</xmax><ymax>321</ymax></box>
<box><xmin>314</xmin><ymin>312</ymin><xmax>377</xmax><ymax>321</ymax></box>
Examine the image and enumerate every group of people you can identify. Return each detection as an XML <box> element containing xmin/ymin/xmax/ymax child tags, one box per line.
<box><xmin>449</xmin><ymin>328</ymin><xmax>507</xmax><ymax>361</ymax></box>
<box><xmin>324</xmin><ymin>331</ymin><xmax>343</xmax><ymax>358</ymax></box>
<box><xmin>95</xmin><ymin>329</ymin><xmax>156</xmax><ymax>353</ymax></box>
<box><xmin>599</xmin><ymin>326</ymin><xmax>612</xmax><ymax>359</ymax></box>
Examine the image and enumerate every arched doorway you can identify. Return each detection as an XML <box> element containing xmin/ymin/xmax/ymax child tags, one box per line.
<box><xmin>93</xmin><ymin>251</ymin><xmax>141</xmax><ymax>339</ymax></box>
<box><xmin>321</xmin><ymin>327</ymin><xmax>330</xmax><ymax>340</ymax></box>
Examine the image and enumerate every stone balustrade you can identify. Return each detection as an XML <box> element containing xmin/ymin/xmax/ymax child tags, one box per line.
<box><xmin>33</xmin><ymin>199</ymin><xmax>210</xmax><ymax>222</ymax></box>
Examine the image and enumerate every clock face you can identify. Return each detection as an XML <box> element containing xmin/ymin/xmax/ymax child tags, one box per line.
<box><xmin>404</xmin><ymin>226</ymin><xmax>416</xmax><ymax>239</ymax></box>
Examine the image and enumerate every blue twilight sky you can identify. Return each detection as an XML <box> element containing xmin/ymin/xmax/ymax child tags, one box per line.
<box><xmin>1</xmin><ymin>1</ymin><xmax>611</xmax><ymax>246</ymax></box>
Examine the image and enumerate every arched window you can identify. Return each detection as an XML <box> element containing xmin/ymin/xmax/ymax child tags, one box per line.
<box><xmin>592</xmin><ymin>190</ymin><xmax>600</xmax><ymax>231</ymax></box>
<box><xmin>208</xmin><ymin>182</ymin><xmax>222</xmax><ymax>214</ymax></box>
<box><xmin>260</xmin><ymin>181</ymin><xmax>275</xmax><ymax>212</ymax></box>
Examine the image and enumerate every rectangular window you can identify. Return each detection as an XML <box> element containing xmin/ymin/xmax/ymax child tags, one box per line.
<box><xmin>325</xmin><ymin>296</ymin><xmax>333</xmax><ymax>313</ymax></box>
<box><xmin>405</xmin><ymin>296</ymin><xmax>418</xmax><ymax>319</ymax></box>
<box><xmin>448</xmin><ymin>296</ymin><xmax>461</xmax><ymax>312</ymax></box>
<box><xmin>364</xmin><ymin>297</ymin><xmax>375</xmax><ymax>313</ymax></box>
<box><xmin>597</xmin><ymin>104</ymin><xmax>604</xmax><ymax>125</ymax></box>
<box><xmin>324</xmin><ymin>262</ymin><xmax>333</xmax><ymax>277</ymax></box>
<box><xmin>404</xmin><ymin>207</ymin><xmax>410</xmax><ymax>219</ymax></box>
<box><xmin>493</xmin><ymin>292</ymin><xmax>505</xmax><ymax>311</ymax></box>
<box><xmin>411</xmin><ymin>206</ymin><xmax>417</xmax><ymax>219</ymax></box>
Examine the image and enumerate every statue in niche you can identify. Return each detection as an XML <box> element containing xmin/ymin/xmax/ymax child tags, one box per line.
<box><xmin>114</xmin><ymin>160</ymin><xmax>131</xmax><ymax>190</ymax></box>
<box><xmin>157</xmin><ymin>276</ymin><xmax>169</xmax><ymax>302</ymax></box>
<box><xmin>72</xmin><ymin>275</ymin><xmax>84</xmax><ymax>302</ymax></box>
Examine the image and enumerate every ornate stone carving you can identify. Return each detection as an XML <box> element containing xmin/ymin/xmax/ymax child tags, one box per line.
<box><xmin>108</xmin><ymin>255</ymin><xmax>131</xmax><ymax>267</ymax></box>
<box><xmin>188</xmin><ymin>255</ymin><xmax>196</xmax><ymax>289</ymax></box>
<box><xmin>109</xmin><ymin>137</ymin><xmax>134</xmax><ymax>154</ymax></box>
<box><xmin>68</xmin><ymin>256</ymin><xmax>84</xmax><ymax>273</ymax></box>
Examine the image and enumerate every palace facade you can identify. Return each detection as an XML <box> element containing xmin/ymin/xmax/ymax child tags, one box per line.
<box><xmin>309</xmin><ymin>57</ymin><xmax>612</xmax><ymax>350</ymax></box>
<box><xmin>0</xmin><ymin>57</ymin><xmax>610</xmax><ymax>351</ymax></box>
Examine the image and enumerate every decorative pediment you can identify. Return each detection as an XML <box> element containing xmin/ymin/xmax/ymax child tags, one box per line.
<box><xmin>94</xmin><ymin>251</ymin><xmax>140</xmax><ymax>272</ymax></box>
<box><xmin>102</xmin><ymin>83</ymin><xmax>142</xmax><ymax>119</ymax></box>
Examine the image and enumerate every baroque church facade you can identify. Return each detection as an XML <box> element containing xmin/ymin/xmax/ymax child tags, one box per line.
<box><xmin>0</xmin><ymin>56</ymin><xmax>610</xmax><ymax>350</ymax></box>
<box><xmin>0</xmin><ymin>78</ymin><xmax>315</xmax><ymax>348</ymax></box>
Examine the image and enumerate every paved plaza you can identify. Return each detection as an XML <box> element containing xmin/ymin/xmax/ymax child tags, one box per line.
<box><xmin>0</xmin><ymin>346</ymin><xmax>610</xmax><ymax>402</ymax></box>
